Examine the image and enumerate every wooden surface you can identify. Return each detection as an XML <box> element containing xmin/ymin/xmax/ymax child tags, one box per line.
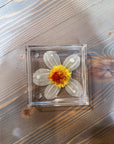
<box><xmin>0</xmin><ymin>0</ymin><xmax>114</xmax><ymax>144</ymax></box>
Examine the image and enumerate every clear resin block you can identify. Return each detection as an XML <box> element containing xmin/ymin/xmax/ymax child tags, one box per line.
<box><xmin>26</xmin><ymin>45</ymin><xmax>89</xmax><ymax>107</ymax></box>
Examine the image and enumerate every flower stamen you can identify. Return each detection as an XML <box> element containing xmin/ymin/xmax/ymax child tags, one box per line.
<box><xmin>49</xmin><ymin>65</ymin><xmax>71</xmax><ymax>88</ymax></box>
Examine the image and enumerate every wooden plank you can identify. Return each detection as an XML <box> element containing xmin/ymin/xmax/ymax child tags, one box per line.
<box><xmin>0</xmin><ymin>0</ymin><xmax>113</xmax><ymax>57</ymax></box>
<box><xmin>0</xmin><ymin>0</ymin><xmax>114</xmax><ymax>144</ymax></box>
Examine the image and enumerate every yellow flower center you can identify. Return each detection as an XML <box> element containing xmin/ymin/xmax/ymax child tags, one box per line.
<box><xmin>49</xmin><ymin>65</ymin><xmax>71</xmax><ymax>88</ymax></box>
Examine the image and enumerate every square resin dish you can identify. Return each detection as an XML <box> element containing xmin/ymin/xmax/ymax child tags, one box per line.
<box><xmin>26</xmin><ymin>45</ymin><xmax>89</xmax><ymax>107</ymax></box>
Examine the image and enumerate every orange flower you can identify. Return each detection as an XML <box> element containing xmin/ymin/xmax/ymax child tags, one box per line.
<box><xmin>49</xmin><ymin>65</ymin><xmax>71</xmax><ymax>88</ymax></box>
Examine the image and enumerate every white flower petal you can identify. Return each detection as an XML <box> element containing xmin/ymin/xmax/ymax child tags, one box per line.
<box><xmin>44</xmin><ymin>84</ymin><xmax>60</xmax><ymax>99</ymax></box>
<box><xmin>33</xmin><ymin>69</ymin><xmax>50</xmax><ymax>86</ymax></box>
<box><xmin>65</xmin><ymin>78</ymin><xmax>83</xmax><ymax>97</ymax></box>
<box><xmin>43</xmin><ymin>51</ymin><xmax>61</xmax><ymax>69</ymax></box>
<box><xmin>63</xmin><ymin>54</ymin><xmax>80</xmax><ymax>71</ymax></box>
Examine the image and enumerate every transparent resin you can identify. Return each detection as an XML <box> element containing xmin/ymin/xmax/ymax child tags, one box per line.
<box><xmin>26</xmin><ymin>45</ymin><xmax>89</xmax><ymax>107</ymax></box>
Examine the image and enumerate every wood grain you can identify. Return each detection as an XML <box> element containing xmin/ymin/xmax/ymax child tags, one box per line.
<box><xmin>0</xmin><ymin>0</ymin><xmax>114</xmax><ymax>144</ymax></box>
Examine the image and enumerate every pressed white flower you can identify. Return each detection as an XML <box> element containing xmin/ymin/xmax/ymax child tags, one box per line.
<box><xmin>33</xmin><ymin>51</ymin><xmax>82</xmax><ymax>99</ymax></box>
